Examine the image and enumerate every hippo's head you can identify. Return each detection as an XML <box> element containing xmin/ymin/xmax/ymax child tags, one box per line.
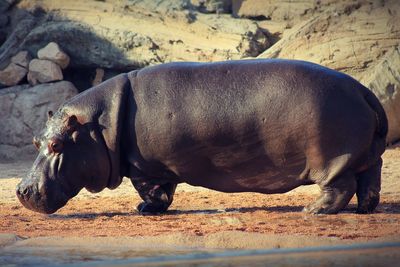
<box><xmin>16</xmin><ymin>111</ymin><xmax>111</xmax><ymax>214</ymax></box>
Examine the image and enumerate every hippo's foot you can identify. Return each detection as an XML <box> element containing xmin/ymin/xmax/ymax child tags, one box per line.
<box><xmin>136</xmin><ymin>201</ymin><xmax>169</xmax><ymax>214</ymax></box>
<box><xmin>356</xmin><ymin>158</ymin><xmax>382</xmax><ymax>214</ymax></box>
<box><xmin>130</xmin><ymin>176</ymin><xmax>177</xmax><ymax>215</ymax></box>
<box><xmin>303</xmin><ymin>172</ymin><xmax>357</xmax><ymax>214</ymax></box>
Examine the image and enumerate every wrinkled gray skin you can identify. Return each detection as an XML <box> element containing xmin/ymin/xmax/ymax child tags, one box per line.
<box><xmin>16</xmin><ymin>59</ymin><xmax>388</xmax><ymax>215</ymax></box>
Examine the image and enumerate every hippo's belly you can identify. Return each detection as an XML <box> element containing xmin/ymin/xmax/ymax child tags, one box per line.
<box><xmin>161</xmin><ymin>145</ymin><xmax>309</xmax><ymax>194</ymax></box>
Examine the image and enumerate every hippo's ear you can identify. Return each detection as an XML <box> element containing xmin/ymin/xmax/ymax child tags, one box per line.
<box><xmin>67</xmin><ymin>115</ymin><xmax>79</xmax><ymax>128</ymax></box>
<box><xmin>47</xmin><ymin>110</ymin><xmax>53</xmax><ymax>120</ymax></box>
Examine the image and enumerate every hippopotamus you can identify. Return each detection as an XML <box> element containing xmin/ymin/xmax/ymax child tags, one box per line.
<box><xmin>16</xmin><ymin>59</ymin><xmax>387</xmax><ymax>215</ymax></box>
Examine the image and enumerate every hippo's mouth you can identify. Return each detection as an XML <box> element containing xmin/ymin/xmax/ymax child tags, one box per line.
<box><xmin>16</xmin><ymin>185</ymin><xmax>70</xmax><ymax>214</ymax></box>
<box><xmin>17</xmin><ymin>154</ymin><xmax>74</xmax><ymax>214</ymax></box>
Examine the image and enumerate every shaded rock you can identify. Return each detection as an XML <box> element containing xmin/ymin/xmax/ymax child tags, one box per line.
<box><xmin>192</xmin><ymin>0</ymin><xmax>232</xmax><ymax>14</ymax></box>
<box><xmin>37</xmin><ymin>42</ymin><xmax>70</xmax><ymax>69</ymax></box>
<box><xmin>0</xmin><ymin>0</ymin><xmax>17</xmax><ymax>13</ymax></box>
<box><xmin>237</xmin><ymin>29</ymin><xmax>270</xmax><ymax>57</ymax></box>
<box><xmin>0</xmin><ymin>62</ymin><xmax>27</xmax><ymax>86</ymax></box>
<box><xmin>21</xmin><ymin>21</ymin><xmax>152</xmax><ymax>69</ymax></box>
<box><xmin>0</xmin><ymin>13</ymin><xmax>8</xmax><ymax>27</ymax></box>
<box><xmin>28</xmin><ymin>59</ymin><xmax>63</xmax><ymax>84</ymax></box>
<box><xmin>11</xmin><ymin>50</ymin><xmax>31</xmax><ymax>68</ymax></box>
<box><xmin>8</xmin><ymin>0</ymin><xmax>267</xmax><ymax>72</ymax></box>
<box><xmin>0</xmin><ymin>81</ymin><xmax>78</xmax><ymax>160</ymax></box>
<box><xmin>361</xmin><ymin>47</ymin><xmax>400</xmax><ymax>144</ymax></box>
<box><xmin>129</xmin><ymin>0</ymin><xmax>195</xmax><ymax>16</ymax></box>
<box><xmin>26</xmin><ymin>70</ymin><xmax>38</xmax><ymax>86</ymax></box>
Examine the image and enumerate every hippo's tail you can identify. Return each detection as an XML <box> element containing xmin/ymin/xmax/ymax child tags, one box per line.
<box><xmin>361</xmin><ymin>85</ymin><xmax>388</xmax><ymax>158</ymax></box>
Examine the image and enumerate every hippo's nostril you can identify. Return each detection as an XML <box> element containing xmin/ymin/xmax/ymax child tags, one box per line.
<box><xmin>22</xmin><ymin>188</ymin><xmax>29</xmax><ymax>195</ymax></box>
<box><xmin>17</xmin><ymin>187</ymin><xmax>30</xmax><ymax>197</ymax></box>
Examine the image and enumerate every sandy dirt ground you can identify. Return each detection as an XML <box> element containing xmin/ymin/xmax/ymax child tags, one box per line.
<box><xmin>0</xmin><ymin>145</ymin><xmax>399</xmax><ymax>248</ymax></box>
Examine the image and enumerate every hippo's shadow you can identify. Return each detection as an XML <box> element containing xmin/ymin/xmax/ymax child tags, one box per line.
<box><xmin>173</xmin><ymin>202</ymin><xmax>400</xmax><ymax>215</ymax></box>
<box><xmin>47</xmin><ymin>206</ymin><xmax>304</xmax><ymax>219</ymax></box>
<box><xmin>47</xmin><ymin>202</ymin><xmax>400</xmax><ymax>219</ymax></box>
<box><xmin>48</xmin><ymin>212</ymin><xmax>134</xmax><ymax>219</ymax></box>
<box><xmin>167</xmin><ymin>205</ymin><xmax>304</xmax><ymax>215</ymax></box>
<box><xmin>169</xmin><ymin>203</ymin><xmax>400</xmax><ymax>215</ymax></box>
<box><xmin>343</xmin><ymin>202</ymin><xmax>400</xmax><ymax>214</ymax></box>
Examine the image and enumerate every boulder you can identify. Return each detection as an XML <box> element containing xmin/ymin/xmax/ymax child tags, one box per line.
<box><xmin>37</xmin><ymin>42</ymin><xmax>70</xmax><ymax>69</ymax></box>
<box><xmin>10</xmin><ymin>50</ymin><xmax>31</xmax><ymax>68</ymax></box>
<box><xmin>0</xmin><ymin>81</ymin><xmax>78</xmax><ymax>160</ymax></box>
<box><xmin>0</xmin><ymin>62</ymin><xmax>27</xmax><ymax>86</ymax></box>
<box><xmin>361</xmin><ymin>47</ymin><xmax>400</xmax><ymax>144</ymax></box>
<box><xmin>28</xmin><ymin>59</ymin><xmax>63</xmax><ymax>84</ymax></box>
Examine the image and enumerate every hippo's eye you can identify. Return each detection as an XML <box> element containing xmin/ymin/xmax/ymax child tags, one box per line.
<box><xmin>49</xmin><ymin>139</ymin><xmax>64</xmax><ymax>154</ymax></box>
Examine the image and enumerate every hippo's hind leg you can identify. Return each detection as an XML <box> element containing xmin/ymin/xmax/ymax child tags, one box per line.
<box><xmin>303</xmin><ymin>171</ymin><xmax>357</xmax><ymax>214</ymax></box>
<box><xmin>356</xmin><ymin>158</ymin><xmax>382</xmax><ymax>214</ymax></box>
<box><xmin>130</xmin><ymin>177</ymin><xmax>177</xmax><ymax>214</ymax></box>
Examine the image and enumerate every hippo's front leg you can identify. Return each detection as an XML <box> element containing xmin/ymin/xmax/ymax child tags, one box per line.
<box><xmin>130</xmin><ymin>177</ymin><xmax>177</xmax><ymax>214</ymax></box>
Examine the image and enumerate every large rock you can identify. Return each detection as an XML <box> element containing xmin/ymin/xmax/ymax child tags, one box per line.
<box><xmin>37</xmin><ymin>42</ymin><xmax>70</xmax><ymax>69</ymax></box>
<box><xmin>257</xmin><ymin>0</ymin><xmax>400</xmax><ymax>80</ymax></box>
<box><xmin>361</xmin><ymin>47</ymin><xmax>400</xmax><ymax>144</ymax></box>
<box><xmin>0</xmin><ymin>81</ymin><xmax>78</xmax><ymax>160</ymax></box>
<box><xmin>10</xmin><ymin>50</ymin><xmax>31</xmax><ymax>68</ymax></box>
<box><xmin>28</xmin><ymin>59</ymin><xmax>63</xmax><ymax>84</ymax></box>
<box><xmin>0</xmin><ymin>62</ymin><xmax>27</xmax><ymax>86</ymax></box>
